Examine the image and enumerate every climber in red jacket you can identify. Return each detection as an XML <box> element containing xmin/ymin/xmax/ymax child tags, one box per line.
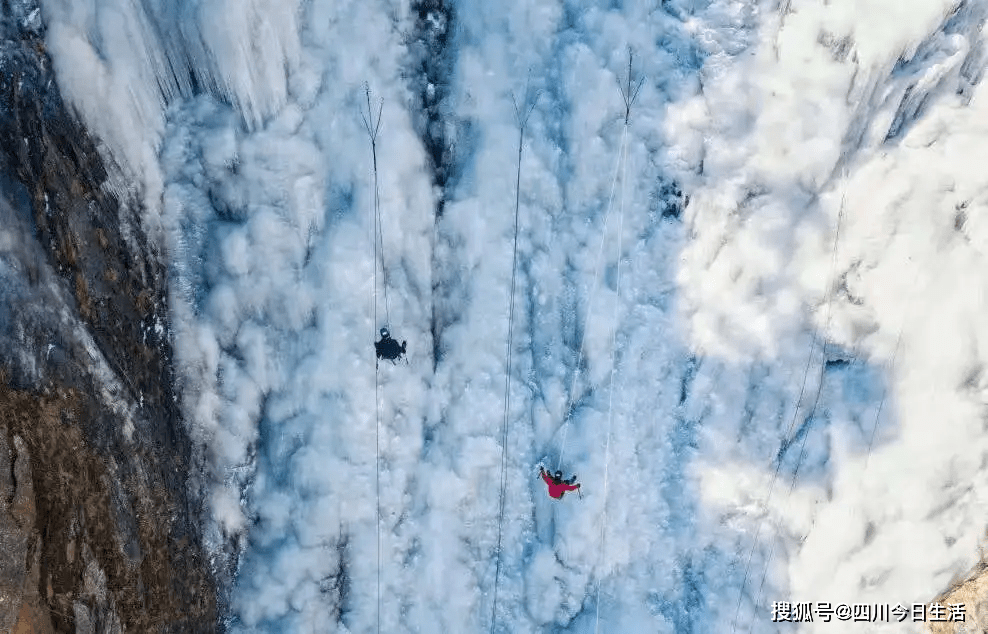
<box><xmin>539</xmin><ymin>466</ymin><xmax>581</xmax><ymax>500</ymax></box>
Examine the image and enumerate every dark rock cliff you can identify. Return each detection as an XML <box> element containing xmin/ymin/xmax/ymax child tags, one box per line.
<box><xmin>0</xmin><ymin>6</ymin><xmax>217</xmax><ymax>633</ymax></box>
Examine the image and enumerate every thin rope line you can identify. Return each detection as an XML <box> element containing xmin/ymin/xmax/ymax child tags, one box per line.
<box><xmin>749</xmin><ymin>215</ymin><xmax>922</xmax><ymax>634</ymax></box>
<box><xmin>362</xmin><ymin>84</ymin><xmax>384</xmax><ymax>634</ymax></box>
<box><xmin>594</xmin><ymin>119</ymin><xmax>630</xmax><ymax>634</ymax></box>
<box><xmin>864</xmin><ymin>265</ymin><xmax>920</xmax><ymax>471</ymax></box>
<box><xmin>731</xmin><ymin>172</ymin><xmax>847</xmax><ymax>631</ymax></box>
<box><xmin>374</xmin><ymin>351</ymin><xmax>381</xmax><ymax>634</ymax></box>
<box><xmin>373</xmin><ymin>140</ymin><xmax>382</xmax><ymax>634</ymax></box>
<box><xmin>375</xmin><ymin>146</ymin><xmax>391</xmax><ymax>327</ymax></box>
<box><xmin>748</xmin><ymin>344</ymin><xmax>831</xmax><ymax>634</ymax></box>
<box><xmin>490</xmin><ymin>95</ymin><xmax>535</xmax><ymax>634</ymax></box>
<box><xmin>362</xmin><ymin>85</ymin><xmax>390</xmax><ymax>329</ymax></box>
<box><xmin>731</xmin><ymin>274</ymin><xmax>827</xmax><ymax>632</ymax></box>
<box><xmin>374</xmin><ymin>120</ymin><xmax>383</xmax><ymax>634</ymax></box>
<box><xmin>736</xmin><ymin>173</ymin><xmax>848</xmax><ymax>634</ymax></box>
<box><xmin>558</xmin><ymin>50</ymin><xmax>642</xmax><ymax>474</ymax></box>
<box><xmin>557</xmin><ymin>125</ymin><xmax>628</xmax><ymax>473</ymax></box>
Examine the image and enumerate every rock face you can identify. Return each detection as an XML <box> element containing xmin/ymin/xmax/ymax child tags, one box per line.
<box><xmin>0</xmin><ymin>6</ymin><xmax>218</xmax><ymax>634</ymax></box>
<box><xmin>0</xmin><ymin>429</ymin><xmax>37</xmax><ymax>634</ymax></box>
<box><xmin>928</xmin><ymin>560</ymin><xmax>988</xmax><ymax>634</ymax></box>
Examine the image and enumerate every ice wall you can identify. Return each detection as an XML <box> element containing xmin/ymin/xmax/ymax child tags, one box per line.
<box><xmin>37</xmin><ymin>0</ymin><xmax>988</xmax><ymax>631</ymax></box>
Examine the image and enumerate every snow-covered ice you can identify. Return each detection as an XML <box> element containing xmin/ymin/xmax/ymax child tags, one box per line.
<box><xmin>37</xmin><ymin>0</ymin><xmax>988</xmax><ymax>631</ymax></box>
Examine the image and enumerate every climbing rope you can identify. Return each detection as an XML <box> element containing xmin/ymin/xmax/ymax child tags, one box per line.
<box><xmin>864</xmin><ymin>263</ymin><xmax>921</xmax><ymax>471</ymax></box>
<box><xmin>732</xmin><ymin>171</ymin><xmax>849</xmax><ymax>634</ymax></box>
<box><xmin>555</xmin><ymin>125</ymin><xmax>627</xmax><ymax>474</ymax></box>
<box><xmin>363</xmin><ymin>85</ymin><xmax>391</xmax><ymax>328</ymax></box>
<box><xmin>594</xmin><ymin>100</ymin><xmax>632</xmax><ymax>634</ymax></box>
<box><xmin>744</xmin><ymin>181</ymin><xmax>929</xmax><ymax>634</ymax></box>
<box><xmin>361</xmin><ymin>84</ymin><xmax>384</xmax><ymax>634</ymax></box>
<box><xmin>557</xmin><ymin>50</ymin><xmax>643</xmax><ymax>476</ymax></box>
<box><xmin>490</xmin><ymin>88</ymin><xmax>539</xmax><ymax>634</ymax></box>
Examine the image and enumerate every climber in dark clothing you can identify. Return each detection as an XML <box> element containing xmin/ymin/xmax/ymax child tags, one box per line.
<box><xmin>539</xmin><ymin>466</ymin><xmax>580</xmax><ymax>500</ymax></box>
<box><xmin>375</xmin><ymin>328</ymin><xmax>407</xmax><ymax>364</ymax></box>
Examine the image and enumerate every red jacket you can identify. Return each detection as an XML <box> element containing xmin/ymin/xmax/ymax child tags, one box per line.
<box><xmin>541</xmin><ymin>470</ymin><xmax>580</xmax><ymax>499</ymax></box>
